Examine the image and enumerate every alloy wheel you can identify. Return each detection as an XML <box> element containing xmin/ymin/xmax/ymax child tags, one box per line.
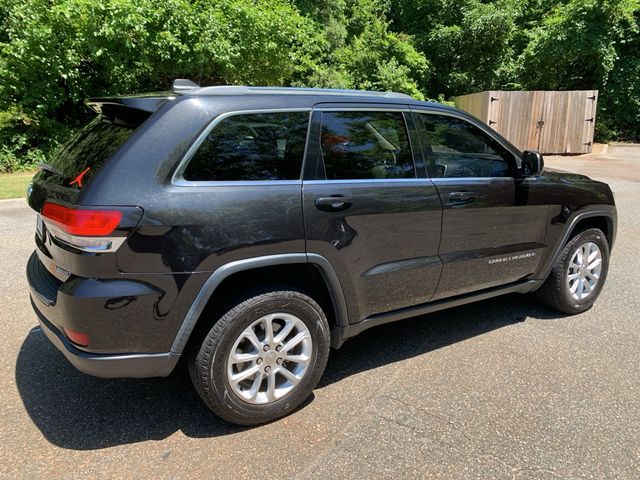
<box><xmin>566</xmin><ymin>241</ymin><xmax>602</xmax><ymax>301</ymax></box>
<box><xmin>225</xmin><ymin>313</ymin><xmax>312</xmax><ymax>404</ymax></box>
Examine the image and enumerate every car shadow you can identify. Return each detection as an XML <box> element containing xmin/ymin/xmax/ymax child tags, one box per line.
<box><xmin>318</xmin><ymin>293</ymin><xmax>563</xmax><ymax>387</ymax></box>
<box><xmin>15</xmin><ymin>293</ymin><xmax>563</xmax><ymax>450</ymax></box>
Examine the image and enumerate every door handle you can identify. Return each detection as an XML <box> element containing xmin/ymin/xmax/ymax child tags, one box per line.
<box><xmin>314</xmin><ymin>195</ymin><xmax>352</xmax><ymax>211</ymax></box>
<box><xmin>448</xmin><ymin>191</ymin><xmax>478</xmax><ymax>203</ymax></box>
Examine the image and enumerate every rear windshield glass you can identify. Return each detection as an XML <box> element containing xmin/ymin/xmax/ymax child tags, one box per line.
<box><xmin>35</xmin><ymin>117</ymin><xmax>137</xmax><ymax>189</ymax></box>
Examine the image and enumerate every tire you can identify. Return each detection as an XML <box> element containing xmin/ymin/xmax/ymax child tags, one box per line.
<box><xmin>189</xmin><ymin>288</ymin><xmax>330</xmax><ymax>426</ymax></box>
<box><xmin>536</xmin><ymin>228</ymin><xmax>610</xmax><ymax>314</ymax></box>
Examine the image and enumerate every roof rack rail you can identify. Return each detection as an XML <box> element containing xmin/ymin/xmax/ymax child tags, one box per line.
<box><xmin>186</xmin><ymin>85</ymin><xmax>413</xmax><ymax>99</ymax></box>
<box><xmin>172</xmin><ymin>79</ymin><xmax>200</xmax><ymax>92</ymax></box>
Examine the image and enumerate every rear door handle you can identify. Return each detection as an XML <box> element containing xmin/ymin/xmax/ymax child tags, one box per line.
<box><xmin>314</xmin><ymin>195</ymin><xmax>352</xmax><ymax>211</ymax></box>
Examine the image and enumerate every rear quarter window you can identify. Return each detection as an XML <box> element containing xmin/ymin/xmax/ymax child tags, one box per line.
<box><xmin>182</xmin><ymin>111</ymin><xmax>310</xmax><ymax>182</ymax></box>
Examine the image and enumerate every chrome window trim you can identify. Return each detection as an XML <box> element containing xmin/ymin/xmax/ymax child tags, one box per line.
<box><xmin>429</xmin><ymin>177</ymin><xmax>516</xmax><ymax>184</ymax></box>
<box><xmin>304</xmin><ymin>177</ymin><xmax>523</xmax><ymax>185</ymax></box>
<box><xmin>173</xmin><ymin>179</ymin><xmax>303</xmax><ymax>188</ymax></box>
<box><xmin>314</xmin><ymin>107</ymin><xmax>409</xmax><ymax>112</ymax></box>
<box><xmin>303</xmin><ymin>178</ymin><xmax>430</xmax><ymax>185</ymax></box>
<box><xmin>171</xmin><ymin>108</ymin><xmax>313</xmax><ymax>186</ymax></box>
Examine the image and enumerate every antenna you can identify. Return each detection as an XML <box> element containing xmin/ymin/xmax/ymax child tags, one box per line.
<box><xmin>172</xmin><ymin>79</ymin><xmax>200</xmax><ymax>92</ymax></box>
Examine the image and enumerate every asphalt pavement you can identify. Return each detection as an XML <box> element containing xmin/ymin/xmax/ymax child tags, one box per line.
<box><xmin>0</xmin><ymin>153</ymin><xmax>638</xmax><ymax>479</ymax></box>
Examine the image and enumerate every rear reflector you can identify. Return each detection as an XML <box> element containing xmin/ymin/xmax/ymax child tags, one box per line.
<box><xmin>63</xmin><ymin>328</ymin><xmax>90</xmax><ymax>347</ymax></box>
<box><xmin>42</xmin><ymin>202</ymin><xmax>122</xmax><ymax>236</ymax></box>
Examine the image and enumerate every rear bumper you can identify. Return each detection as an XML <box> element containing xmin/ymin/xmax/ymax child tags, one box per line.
<box><xmin>32</xmin><ymin>301</ymin><xmax>179</xmax><ymax>378</ymax></box>
<box><xmin>27</xmin><ymin>251</ymin><xmax>180</xmax><ymax>378</ymax></box>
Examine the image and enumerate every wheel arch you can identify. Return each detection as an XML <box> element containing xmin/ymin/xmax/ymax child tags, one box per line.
<box><xmin>568</xmin><ymin>215</ymin><xmax>615</xmax><ymax>248</ymax></box>
<box><xmin>170</xmin><ymin>254</ymin><xmax>349</xmax><ymax>355</ymax></box>
<box><xmin>537</xmin><ymin>207</ymin><xmax>616</xmax><ymax>282</ymax></box>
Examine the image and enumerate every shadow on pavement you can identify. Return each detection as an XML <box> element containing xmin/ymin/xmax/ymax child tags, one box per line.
<box><xmin>15</xmin><ymin>293</ymin><xmax>563</xmax><ymax>450</ymax></box>
<box><xmin>318</xmin><ymin>293</ymin><xmax>563</xmax><ymax>387</ymax></box>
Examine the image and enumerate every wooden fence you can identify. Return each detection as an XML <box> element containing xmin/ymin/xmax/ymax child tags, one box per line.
<box><xmin>453</xmin><ymin>90</ymin><xmax>598</xmax><ymax>154</ymax></box>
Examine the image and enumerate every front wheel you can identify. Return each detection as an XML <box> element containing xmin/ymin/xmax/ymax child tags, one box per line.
<box><xmin>189</xmin><ymin>289</ymin><xmax>330</xmax><ymax>425</ymax></box>
<box><xmin>536</xmin><ymin>228</ymin><xmax>610</xmax><ymax>314</ymax></box>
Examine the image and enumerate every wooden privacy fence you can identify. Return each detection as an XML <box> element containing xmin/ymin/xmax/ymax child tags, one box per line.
<box><xmin>453</xmin><ymin>90</ymin><xmax>598</xmax><ymax>154</ymax></box>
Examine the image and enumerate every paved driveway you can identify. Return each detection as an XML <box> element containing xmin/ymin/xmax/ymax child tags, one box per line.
<box><xmin>1</xmin><ymin>153</ymin><xmax>638</xmax><ymax>479</ymax></box>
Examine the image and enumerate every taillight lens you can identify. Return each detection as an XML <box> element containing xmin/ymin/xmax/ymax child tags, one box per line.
<box><xmin>42</xmin><ymin>202</ymin><xmax>122</xmax><ymax>236</ymax></box>
<box><xmin>63</xmin><ymin>327</ymin><xmax>90</xmax><ymax>347</ymax></box>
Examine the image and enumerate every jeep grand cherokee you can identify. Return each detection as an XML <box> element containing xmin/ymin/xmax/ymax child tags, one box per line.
<box><xmin>26</xmin><ymin>82</ymin><xmax>617</xmax><ymax>425</ymax></box>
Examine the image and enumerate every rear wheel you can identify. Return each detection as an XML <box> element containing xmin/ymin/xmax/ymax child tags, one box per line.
<box><xmin>536</xmin><ymin>228</ymin><xmax>610</xmax><ymax>314</ymax></box>
<box><xmin>189</xmin><ymin>288</ymin><xmax>330</xmax><ymax>425</ymax></box>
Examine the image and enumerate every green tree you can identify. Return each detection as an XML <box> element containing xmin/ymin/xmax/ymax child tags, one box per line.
<box><xmin>391</xmin><ymin>0</ymin><xmax>640</xmax><ymax>141</ymax></box>
<box><xmin>390</xmin><ymin>0</ymin><xmax>522</xmax><ymax>95</ymax></box>
<box><xmin>0</xmin><ymin>0</ymin><xmax>321</xmax><ymax>171</ymax></box>
<box><xmin>0</xmin><ymin>0</ymin><xmax>428</xmax><ymax>171</ymax></box>
<box><xmin>520</xmin><ymin>0</ymin><xmax>639</xmax><ymax>140</ymax></box>
<box><xmin>1</xmin><ymin>0</ymin><xmax>640</xmax><ymax>171</ymax></box>
<box><xmin>294</xmin><ymin>0</ymin><xmax>428</xmax><ymax>98</ymax></box>
<box><xmin>599</xmin><ymin>11</ymin><xmax>640</xmax><ymax>140</ymax></box>
<box><xmin>521</xmin><ymin>0</ymin><xmax>637</xmax><ymax>90</ymax></box>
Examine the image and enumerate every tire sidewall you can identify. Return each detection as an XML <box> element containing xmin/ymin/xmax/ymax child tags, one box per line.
<box><xmin>201</xmin><ymin>292</ymin><xmax>330</xmax><ymax>424</ymax></box>
<box><xmin>559</xmin><ymin>229</ymin><xmax>610</xmax><ymax>311</ymax></box>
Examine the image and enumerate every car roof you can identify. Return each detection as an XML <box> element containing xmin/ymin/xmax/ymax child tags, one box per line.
<box><xmin>87</xmin><ymin>82</ymin><xmax>457</xmax><ymax>115</ymax></box>
<box><xmin>186</xmin><ymin>85</ymin><xmax>412</xmax><ymax>99</ymax></box>
<box><xmin>180</xmin><ymin>85</ymin><xmax>449</xmax><ymax>110</ymax></box>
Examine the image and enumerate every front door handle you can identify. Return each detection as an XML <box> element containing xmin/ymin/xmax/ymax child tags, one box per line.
<box><xmin>448</xmin><ymin>191</ymin><xmax>478</xmax><ymax>203</ymax></box>
<box><xmin>314</xmin><ymin>195</ymin><xmax>352</xmax><ymax>211</ymax></box>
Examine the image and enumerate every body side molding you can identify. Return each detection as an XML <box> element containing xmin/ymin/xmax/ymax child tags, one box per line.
<box><xmin>332</xmin><ymin>279</ymin><xmax>540</xmax><ymax>348</ymax></box>
<box><xmin>169</xmin><ymin>253</ymin><xmax>349</xmax><ymax>355</ymax></box>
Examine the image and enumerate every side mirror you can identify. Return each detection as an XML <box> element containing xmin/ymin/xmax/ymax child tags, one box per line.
<box><xmin>522</xmin><ymin>150</ymin><xmax>544</xmax><ymax>176</ymax></box>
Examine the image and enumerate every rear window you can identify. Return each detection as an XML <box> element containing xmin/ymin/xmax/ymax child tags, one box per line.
<box><xmin>35</xmin><ymin>117</ymin><xmax>137</xmax><ymax>189</ymax></box>
<box><xmin>183</xmin><ymin>111</ymin><xmax>310</xmax><ymax>182</ymax></box>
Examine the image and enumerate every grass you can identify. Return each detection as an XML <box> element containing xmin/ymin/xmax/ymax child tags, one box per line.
<box><xmin>0</xmin><ymin>171</ymin><xmax>36</xmax><ymax>200</ymax></box>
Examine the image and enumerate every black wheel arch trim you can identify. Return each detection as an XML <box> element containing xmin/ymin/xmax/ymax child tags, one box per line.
<box><xmin>169</xmin><ymin>253</ymin><xmax>349</xmax><ymax>355</ymax></box>
<box><xmin>536</xmin><ymin>205</ymin><xmax>617</xmax><ymax>282</ymax></box>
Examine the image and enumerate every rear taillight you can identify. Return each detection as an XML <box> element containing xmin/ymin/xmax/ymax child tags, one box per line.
<box><xmin>42</xmin><ymin>202</ymin><xmax>122</xmax><ymax>236</ymax></box>
<box><xmin>41</xmin><ymin>202</ymin><xmax>125</xmax><ymax>252</ymax></box>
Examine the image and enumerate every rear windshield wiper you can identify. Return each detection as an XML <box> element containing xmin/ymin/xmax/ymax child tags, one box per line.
<box><xmin>37</xmin><ymin>162</ymin><xmax>64</xmax><ymax>177</ymax></box>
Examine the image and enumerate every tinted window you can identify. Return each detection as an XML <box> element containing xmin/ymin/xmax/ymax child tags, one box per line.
<box><xmin>36</xmin><ymin>117</ymin><xmax>138</xmax><ymax>189</ymax></box>
<box><xmin>184</xmin><ymin>112</ymin><xmax>309</xmax><ymax>181</ymax></box>
<box><xmin>417</xmin><ymin>114</ymin><xmax>514</xmax><ymax>178</ymax></box>
<box><xmin>320</xmin><ymin>111</ymin><xmax>415</xmax><ymax>180</ymax></box>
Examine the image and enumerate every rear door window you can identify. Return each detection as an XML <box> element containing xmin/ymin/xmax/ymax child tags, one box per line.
<box><xmin>319</xmin><ymin>111</ymin><xmax>415</xmax><ymax>180</ymax></box>
<box><xmin>36</xmin><ymin>118</ymin><xmax>138</xmax><ymax>189</ymax></box>
<box><xmin>183</xmin><ymin>111</ymin><xmax>310</xmax><ymax>182</ymax></box>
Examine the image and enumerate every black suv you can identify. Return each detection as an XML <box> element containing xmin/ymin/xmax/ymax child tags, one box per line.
<box><xmin>26</xmin><ymin>83</ymin><xmax>617</xmax><ymax>425</ymax></box>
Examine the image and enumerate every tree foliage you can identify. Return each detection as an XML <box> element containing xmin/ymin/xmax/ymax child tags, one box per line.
<box><xmin>390</xmin><ymin>0</ymin><xmax>640</xmax><ymax>140</ymax></box>
<box><xmin>295</xmin><ymin>0</ymin><xmax>428</xmax><ymax>98</ymax></box>
<box><xmin>0</xmin><ymin>0</ymin><xmax>638</xmax><ymax>171</ymax></box>
<box><xmin>520</xmin><ymin>0</ymin><xmax>639</xmax><ymax>139</ymax></box>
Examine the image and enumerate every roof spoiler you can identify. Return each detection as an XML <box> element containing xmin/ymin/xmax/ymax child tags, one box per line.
<box><xmin>172</xmin><ymin>79</ymin><xmax>200</xmax><ymax>92</ymax></box>
<box><xmin>85</xmin><ymin>94</ymin><xmax>175</xmax><ymax>127</ymax></box>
